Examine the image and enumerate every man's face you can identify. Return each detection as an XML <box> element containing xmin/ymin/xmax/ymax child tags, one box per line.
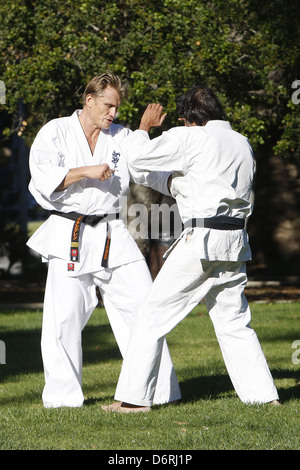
<box><xmin>87</xmin><ymin>86</ymin><xmax>121</xmax><ymax>129</ymax></box>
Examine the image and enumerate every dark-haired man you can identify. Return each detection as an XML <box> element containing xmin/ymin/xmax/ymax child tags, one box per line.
<box><xmin>27</xmin><ymin>72</ymin><xmax>181</xmax><ymax>408</ymax></box>
<box><xmin>105</xmin><ymin>84</ymin><xmax>280</xmax><ymax>412</ymax></box>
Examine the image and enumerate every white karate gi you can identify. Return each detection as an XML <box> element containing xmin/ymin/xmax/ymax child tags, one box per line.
<box><xmin>114</xmin><ymin>121</ymin><xmax>279</xmax><ymax>405</ymax></box>
<box><xmin>27</xmin><ymin>110</ymin><xmax>181</xmax><ymax>408</ymax></box>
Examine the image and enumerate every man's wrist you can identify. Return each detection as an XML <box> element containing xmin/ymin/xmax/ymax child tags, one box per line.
<box><xmin>138</xmin><ymin>123</ymin><xmax>150</xmax><ymax>132</ymax></box>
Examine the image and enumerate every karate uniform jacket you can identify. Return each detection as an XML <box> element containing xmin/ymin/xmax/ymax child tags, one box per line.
<box><xmin>119</xmin><ymin>120</ymin><xmax>255</xmax><ymax>263</ymax></box>
<box><xmin>27</xmin><ymin>110</ymin><xmax>170</xmax><ymax>276</ymax></box>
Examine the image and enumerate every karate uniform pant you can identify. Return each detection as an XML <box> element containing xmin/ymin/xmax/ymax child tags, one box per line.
<box><xmin>115</xmin><ymin>234</ymin><xmax>279</xmax><ymax>406</ymax></box>
<box><xmin>41</xmin><ymin>257</ymin><xmax>181</xmax><ymax>408</ymax></box>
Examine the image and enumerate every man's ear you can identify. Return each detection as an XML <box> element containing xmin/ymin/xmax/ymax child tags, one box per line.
<box><xmin>85</xmin><ymin>94</ymin><xmax>94</xmax><ymax>108</ymax></box>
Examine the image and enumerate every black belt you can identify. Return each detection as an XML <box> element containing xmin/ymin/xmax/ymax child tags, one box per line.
<box><xmin>50</xmin><ymin>211</ymin><xmax>119</xmax><ymax>267</ymax></box>
<box><xmin>184</xmin><ymin>216</ymin><xmax>245</xmax><ymax>230</ymax></box>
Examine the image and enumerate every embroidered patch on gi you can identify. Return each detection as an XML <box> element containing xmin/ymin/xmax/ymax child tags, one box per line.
<box><xmin>71</xmin><ymin>248</ymin><xmax>78</xmax><ymax>260</ymax></box>
<box><xmin>111</xmin><ymin>150</ymin><xmax>120</xmax><ymax>170</ymax></box>
<box><xmin>68</xmin><ymin>263</ymin><xmax>74</xmax><ymax>271</ymax></box>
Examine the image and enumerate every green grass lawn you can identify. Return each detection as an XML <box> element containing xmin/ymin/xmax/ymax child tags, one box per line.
<box><xmin>0</xmin><ymin>302</ymin><xmax>299</xmax><ymax>451</ymax></box>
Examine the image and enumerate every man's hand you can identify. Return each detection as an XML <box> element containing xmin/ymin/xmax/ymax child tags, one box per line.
<box><xmin>87</xmin><ymin>163</ymin><xmax>114</xmax><ymax>181</ymax></box>
<box><xmin>55</xmin><ymin>164</ymin><xmax>114</xmax><ymax>191</ymax></box>
<box><xmin>139</xmin><ymin>103</ymin><xmax>167</xmax><ymax>133</ymax></box>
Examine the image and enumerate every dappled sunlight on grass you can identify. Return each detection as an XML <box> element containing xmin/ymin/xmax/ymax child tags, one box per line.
<box><xmin>0</xmin><ymin>304</ymin><xmax>299</xmax><ymax>450</ymax></box>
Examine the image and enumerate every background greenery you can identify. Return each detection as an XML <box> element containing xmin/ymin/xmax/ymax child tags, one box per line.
<box><xmin>1</xmin><ymin>0</ymin><xmax>300</xmax><ymax>279</ymax></box>
<box><xmin>0</xmin><ymin>303</ymin><xmax>300</xmax><ymax>450</ymax></box>
<box><xmin>1</xmin><ymin>0</ymin><xmax>299</xmax><ymax>158</ymax></box>
<box><xmin>1</xmin><ymin>2</ymin><xmax>299</xmax><ymax>453</ymax></box>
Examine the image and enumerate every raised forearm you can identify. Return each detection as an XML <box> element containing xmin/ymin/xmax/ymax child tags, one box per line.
<box><xmin>55</xmin><ymin>164</ymin><xmax>113</xmax><ymax>191</ymax></box>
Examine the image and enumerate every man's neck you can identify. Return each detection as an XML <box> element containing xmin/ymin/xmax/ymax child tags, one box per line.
<box><xmin>78</xmin><ymin>109</ymin><xmax>101</xmax><ymax>154</ymax></box>
<box><xmin>79</xmin><ymin>109</ymin><xmax>100</xmax><ymax>136</ymax></box>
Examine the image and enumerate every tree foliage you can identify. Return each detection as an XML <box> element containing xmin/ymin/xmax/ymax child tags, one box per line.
<box><xmin>0</xmin><ymin>0</ymin><xmax>299</xmax><ymax>157</ymax></box>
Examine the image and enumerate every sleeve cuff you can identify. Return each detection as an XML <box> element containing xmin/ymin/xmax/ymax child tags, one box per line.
<box><xmin>37</xmin><ymin>166</ymin><xmax>70</xmax><ymax>201</ymax></box>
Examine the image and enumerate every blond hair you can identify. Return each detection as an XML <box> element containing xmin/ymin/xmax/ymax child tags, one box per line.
<box><xmin>82</xmin><ymin>72</ymin><xmax>128</xmax><ymax>105</ymax></box>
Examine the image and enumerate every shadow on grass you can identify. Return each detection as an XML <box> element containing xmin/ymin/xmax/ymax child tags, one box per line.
<box><xmin>272</xmin><ymin>368</ymin><xmax>300</xmax><ymax>402</ymax></box>
<box><xmin>177</xmin><ymin>368</ymin><xmax>300</xmax><ymax>404</ymax></box>
<box><xmin>0</xmin><ymin>322</ymin><xmax>122</xmax><ymax>382</ymax></box>
<box><xmin>179</xmin><ymin>373</ymin><xmax>234</xmax><ymax>402</ymax></box>
<box><xmin>1</xmin><ymin>315</ymin><xmax>299</xmax><ymax>406</ymax></box>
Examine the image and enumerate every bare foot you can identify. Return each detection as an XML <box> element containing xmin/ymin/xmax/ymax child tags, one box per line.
<box><xmin>101</xmin><ymin>401</ymin><xmax>122</xmax><ymax>412</ymax></box>
<box><xmin>270</xmin><ymin>400</ymin><xmax>282</xmax><ymax>406</ymax></box>
<box><xmin>117</xmin><ymin>402</ymin><xmax>151</xmax><ymax>413</ymax></box>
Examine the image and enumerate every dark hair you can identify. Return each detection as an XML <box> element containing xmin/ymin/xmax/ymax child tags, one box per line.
<box><xmin>176</xmin><ymin>84</ymin><xmax>227</xmax><ymax>125</ymax></box>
